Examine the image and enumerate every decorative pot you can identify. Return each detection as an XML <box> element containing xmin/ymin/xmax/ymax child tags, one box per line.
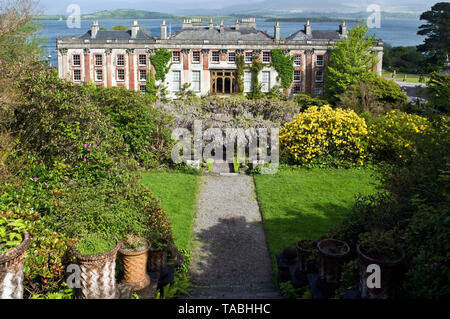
<box><xmin>72</xmin><ymin>236</ymin><xmax>120</xmax><ymax>299</ymax></box>
<box><xmin>0</xmin><ymin>231</ymin><xmax>30</xmax><ymax>299</ymax></box>
<box><xmin>296</xmin><ymin>239</ymin><xmax>317</xmax><ymax>273</ymax></box>
<box><xmin>317</xmin><ymin>239</ymin><xmax>350</xmax><ymax>287</ymax></box>
<box><xmin>119</xmin><ymin>239</ymin><xmax>151</xmax><ymax>291</ymax></box>
<box><xmin>357</xmin><ymin>244</ymin><xmax>405</xmax><ymax>299</ymax></box>
<box><xmin>148</xmin><ymin>247</ymin><xmax>168</xmax><ymax>276</ymax></box>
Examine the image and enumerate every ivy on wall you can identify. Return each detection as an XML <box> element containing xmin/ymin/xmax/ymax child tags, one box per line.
<box><xmin>248</xmin><ymin>56</ymin><xmax>263</xmax><ymax>100</ymax></box>
<box><xmin>151</xmin><ymin>49</ymin><xmax>173</xmax><ymax>81</ymax></box>
<box><xmin>271</xmin><ymin>49</ymin><xmax>294</xmax><ymax>90</ymax></box>
<box><xmin>236</xmin><ymin>54</ymin><xmax>245</xmax><ymax>93</ymax></box>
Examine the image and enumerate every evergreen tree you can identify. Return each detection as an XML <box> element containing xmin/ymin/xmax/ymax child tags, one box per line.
<box><xmin>417</xmin><ymin>2</ymin><xmax>450</xmax><ymax>71</ymax></box>
<box><xmin>325</xmin><ymin>22</ymin><xmax>378</xmax><ymax>102</ymax></box>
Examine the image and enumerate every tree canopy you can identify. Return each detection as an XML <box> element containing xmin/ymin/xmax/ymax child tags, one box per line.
<box><xmin>417</xmin><ymin>2</ymin><xmax>450</xmax><ymax>71</ymax></box>
<box><xmin>325</xmin><ymin>21</ymin><xmax>378</xmax><ymax>102</ymax></box>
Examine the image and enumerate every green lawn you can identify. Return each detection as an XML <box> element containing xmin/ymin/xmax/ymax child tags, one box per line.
<box><xmin>254</xmin><ymin>168</ymin><xmax>378</xmax><ymax>271</ymax></box>
<box><xmin>141</xmin><ymin>172</ymin><xmax>199</xmax><ymax>251</ymax></box>
<box><xmin>382</xmin><ymin>71</ymin><xmax>428</xmax><ymax>83</ymax></box>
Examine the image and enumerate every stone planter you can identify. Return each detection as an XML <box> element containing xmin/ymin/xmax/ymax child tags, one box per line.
<box><xmin>119</xmin><ymin>239</ymin><xmax>151</xmax><ymax>291</ymax></box>
<box><xmin>0</xmin><ymin>231</ymin><xmax>30</xmax><ymax>299</ymax></box>
<box><xmin>72</xmin><ymin>236</ymin><xmax>120</xmax><ymax>299</ymax></box>
<box><xmin>357</xmin><ymin>244</ymin><xmax>405</xmax><ymax>299</ymax></box>
<box><xmin>296</xmin><ymin>239</ymin><xmax>317</xmax><ymax>273</ymax></box>
<box><xmin>317</xmin><ymin>239</ymin><xmax>350</xmax><ymax>287</ymax></box>
<box><xmin>148</xmin><ymin>247</ymin><xmax>168</xmax><ymax>276</ymax></box>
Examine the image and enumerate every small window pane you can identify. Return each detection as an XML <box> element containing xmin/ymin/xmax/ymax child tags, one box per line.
<box><xmin>294</xmin><ymin>70</ymin><xmax>302</xmax><ymax>82</ymax></box>
<box><xmin>294</xmin><ymin>55</ymin><xmax>302</xmax><ymax>66</ymax></box>
<box><xmin>139</xmin><ymin>54</ymin><xmax>147</xmax><ymax>66</ymax></box>
<box><xmin>212</xmin><ymin>51</ymin><xmax>220</xmax><ymax>62</ymax></box>
<box><xmin>316</xmin><ymin>71</ymin><xmax>323</xmax><ymax>82</ymax></box>
<box><xmin>244</xmin><ymin>71</ymin><xmax>252</xmax><ymax>92</ymax></box>
<box><xmin>139</xmin><ymin>70</ymin><xmax>147</xmax><ymax>81</ymax></box>
<box><xmin>117</xmin><ymin>54</ymin><xmax>125</xmax><ymax>66</ymax></box>
<box><xmin>228</xmin><ymin>51</ymin><xmax>236</xmax><ymax>62</ymax></box>
<box><xmin>261</xmin><ymin>71</ymin><xmax>270</xmax><ymax>92</ymax></box>
<box><xmin>95</xmin><ymin>55</ymin><xmax>103</xmax><ymax>66</ymax></box>
<box><xmin>316</xmin><ymin>55</ymin><xmax>324</xmax><ymax>66</ymax></box>
<box><xmin>192</xmin><ymin>71</ymin><xmax>200</xmax><ymax>92</ymax></box>
<box><xmin>245</xmin><ymin>51</ymin><xmax>253</xmax><ymax>63</ymax></box>
<box><xmin>117</xmin><ymin>69</ymin><xmax>125</xmax><ymax>81</ymax></box>
<box><xmin>73</xmin><ymin>70</ymin><xmax>81</xmax><ymax>82</ymax></box>
<box><xmin>193</xmin><ymin>51</ymin><xmax>200</xmax><ymax>63</ymax></box>
<box><xmin>173</xmin><ymin>71</ymin><xmax>181</xmax><ymax>91</ymax></box>
<box><xmin>73</xmin><ymin>55</ymin><xmax>81</xmax><ymax>66</ymax></box>
<box><xmin>263</xmin><ymin>51</ymin><xmax>271</xmax><ymax>63</ymax></box>
<box><xmin>95</xmin><ymin>69</ymin><xmax>103</xmax><ymax>81</ymax></box>
<box><xmin>173</xmin><ymin>51</ymin><xmax>181</xmax><ymax>63</ymax></box>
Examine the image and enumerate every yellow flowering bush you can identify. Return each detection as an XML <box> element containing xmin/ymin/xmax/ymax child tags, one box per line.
<box><xmin>367</xmin><ymin>110</ymin><xmax>429</xmax><ymax>163</ymax></box>
<box><xmin>280</xmin><ymin>105</ymin><xmax>368</xmax><ymax>166</ymax></box>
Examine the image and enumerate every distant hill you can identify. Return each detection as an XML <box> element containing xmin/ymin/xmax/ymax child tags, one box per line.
<box><xmin>81</xmin><ymin>9</ymin><xmax>174</xmax><ymax>20</ymax></box>
<box><xmin>265</xmin><ymin>17</ymin><xmax>358</xmax><ymax>23</ymax></box>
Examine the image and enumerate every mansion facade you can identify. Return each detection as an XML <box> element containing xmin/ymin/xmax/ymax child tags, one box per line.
<box><xmin>56</xmin><ymin>18</ymin><xmax>383</xmax><ymax>97</ymax></box>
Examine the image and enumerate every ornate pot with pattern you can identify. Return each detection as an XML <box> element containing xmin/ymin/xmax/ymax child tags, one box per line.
<box><xmin>119</xmin><ymin>239</ymin><xmax>151</xmax><ymax>291</ymax></box>
<box><xmin>0</xmin><ymin>231</ymin><xmax>30</xmax><ymax>299</ymax></box>
<box><xmin>148</xmin><ymin>247</ymin><xmax>168</xmax><ymax>276</ymax></box>
<box><xmin>72</xmin><ymin>236</ymin><xmax>120</xmax><ymax>299</ymax></box>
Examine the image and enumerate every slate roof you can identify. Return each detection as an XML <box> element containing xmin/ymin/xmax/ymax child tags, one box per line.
<box><xmin>78</xmin><ymin>28</ymin><xmax>154</xmax><ymax>41</ymax></box>
<box><xmin>286</xmin><ymin>29</ymin><xmax>342</xmax><ymax>41</ymax></box>
<box><xmin>169</xmin><ymin>26</ymin><xmax>273</xmax><ymax>41</ymax></box>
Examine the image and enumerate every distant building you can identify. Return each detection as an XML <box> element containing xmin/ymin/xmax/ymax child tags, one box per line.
<box><xmin>56</xmin><ymin>19</ymin><xmax>383</xmax><ymax>97</ymax></box>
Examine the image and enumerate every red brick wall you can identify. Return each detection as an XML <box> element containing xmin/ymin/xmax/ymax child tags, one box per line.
<box><xmin>106</xmin><ymin>54</ymin><xmax>112</xmax><ymax>87</ymax></box>
<box><xmin>305</xmin><ymin>53</ymin><xmax>312</xmax><ymax>94</ymax></box>
<box><xmin>84</xmin><ymin>53</ymin><xmax>90</xmax><ymax>83</ymax></box>
<box><xmin>129</xmin><ymin>52</ymin><xmax>135</xmax><ymax>91</ymax></box>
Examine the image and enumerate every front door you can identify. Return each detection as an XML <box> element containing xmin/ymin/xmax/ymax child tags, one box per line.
<box><xmin>211</xmin><ymin>70</ymin><xmax>238</xmax><ymax>95</ymax></box>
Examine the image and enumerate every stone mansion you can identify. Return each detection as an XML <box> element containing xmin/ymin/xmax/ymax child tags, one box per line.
<box><xmin>56</xmin><ymin>18</ymin><xmax>383</xmax><ymax>97</ymax></box>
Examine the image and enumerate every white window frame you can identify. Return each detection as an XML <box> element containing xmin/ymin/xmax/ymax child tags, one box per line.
<box><xmin>294</xmin><ymin>70</ymin><xmax>302</xmax><ymax>83</ymax></box>
<box><xmin>192</xmin><ymin>51</ymin><xmax>201</xmax><ymax>63</ymax></box>
<box><xmin>261</xmin><ymin>71</ymin><xmax>270</xmax><ymax>93</ymax></box>
<box><xmin>139</xmin><ymin>54</ymin><xmax>147</xmax><ymax>66</ymax></box>
<box><xmin>73</xmin><ymin>55</ymin><xmax>81</xmax><ymax>67</ymax></box>
<box><xmin>139</xmin><ymin>70</ymin><xmax>147</xmax><ymax>82</ymax></box>
<box><xmin>139</xmin><ymin>85</ymin><xmax>146</xmax><ymax>93</ymax></box>
<box><xmin>228</xmin><ymin>51</ymin><xmax>236</xmax><ymax>63</ymax></box>
<box><xmin>95</xmin><ymin>55</ymin><xmax>103</xmax><ymax>67</ymax></box>
<box><xmin>117</xmin><ymin>54</ymin><xmax>125</xmax><ymax>66</ymax></box>
<box><xmin>244</xmin><ymin>70</ymin><xmax>252</xmax><ymax>93</ymax></box>
<box><xmin>73</xmin><ymin>69</ymin><xmax>81</xmax><ymax>82</ymax></box>
<box><xmin>172</xmin><ymin>71</ymin><xmax>181</xmax><ymax>91</ymax></box>
<box><xmin>316</xmin><ymin>55</ymin><xmax>324</xmax><ymax>67</ymax></box>
<box><xmin>262</xmin><ymin>51</ymin><xmax>271</xmax><ymax>63</ymax></box>
<box><xmin>245</xmin><ymin>51</ymin><xmax>253</xmax><ymax>63</ymax></box>
<box><xmin>294</xmin><ymin>55</ymin><xmax>302</xmax><ymax>66</ymax></box>
<box><xmin>192</xmin><ymin>71</ymin><xmax>201</xmax><ymax>92</ymax></box>
<box><xmin>315</xmin><ymin>71</ymin><xmax>323</xmax><ymax>83</ymax></box>
<box><xmin>172</xmin><ymin>51</ymin><xmax>181</xmax><ymax>63</ymax></box>
<box><xmin>211</xmin><ymin>51</ymin><xmax>220</xmax><ymax>63</ymax></box>
<box><xmin>95</xmin><ymin>69</ymin><xmax>103</xmax><ymax>82</ymax></box>
<box><xmin>117</xmin><ymin>69</ymin><xmax>125</xmax><ymax>81</ymax></box>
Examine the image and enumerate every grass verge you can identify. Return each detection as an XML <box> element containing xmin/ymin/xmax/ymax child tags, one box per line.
<box><xmin>141</xmin><ymin>171</ymin><xmax>199</xmax><ymax>251</ymax></box>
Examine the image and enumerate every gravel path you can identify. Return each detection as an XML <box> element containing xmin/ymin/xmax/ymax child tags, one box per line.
<box><xmin>187</xmin><ymin>175</ymin><xmax>280</xmax><ymax>299</ymax></box>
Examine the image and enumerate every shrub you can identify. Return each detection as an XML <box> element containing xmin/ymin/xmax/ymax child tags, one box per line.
<box><xmin>367</xmin><ymin>110</ymin><xmax>429</xmax><ymax>164</ymax></box>
<box><xmin>75</xmin><ymin>234</ymin><xmax>116</xmax><ymax>255</ymax></box>
<box><xmin>89</xmin><ymin>85</ymin><xmax>174</xmax><ymax>169</ymax></box>
<box><xmin>280</xmin><ymin>105</ymin><xmax>368</xmax><ymax>167</ymax></box>
<box><xmin>293</xmin><ymin>93</ymin><xmax>328</xmax><ymax>111</ymax></box>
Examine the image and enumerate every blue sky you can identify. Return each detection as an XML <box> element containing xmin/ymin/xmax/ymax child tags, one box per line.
<box><xmin>38</xmin><ymin>0</ymin><xmax>438</xmax><ymax>15</ymax></box>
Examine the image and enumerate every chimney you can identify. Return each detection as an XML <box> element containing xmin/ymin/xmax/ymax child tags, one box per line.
<box><xmin>339</xmin><ymin>20</ymin><xmax>347</xmax><ymax>37</ymax></box>
<box><xmin>304</xmin><ymin>20</ymin><xmax>311</xmax><ymax>36</ymax></box>
<box><xmin>220</xmin><ymin>20</ymin><xmax>225</xmax><ymax>33</ymax></box>
<box><xmin>91</xmin><ymin>20</ymin><xmax>99</xmax><ymax>39</ymax></box>
<box><xmin>274</xmin><ymin>21</ymin><xmax>280</xmax><ymax>41</ymax></box>
<box><xmin>131</xmin><ymin>20</ymin><xmax>139</xmax><ymax>38</ymax></box>
<box><xmin>161</xmin><ymin>20</ymin><xmax>167</xmax><ymax>40</ymax></box>
<box><xmin>235</xmin><ymin>19</ymin><xmax>240</xmax><ymax>31</ymax></box>
<box><xmin>182</xmin><ymin>19</ymin><xmax>192</xmax><ymax>29</ymax></box>
<box><xmin>209</xmin><ymin>17</ymin><xmax>214</xmax><ymax>30</ymax></box>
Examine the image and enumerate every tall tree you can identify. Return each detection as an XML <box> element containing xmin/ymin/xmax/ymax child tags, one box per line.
<box><xmin>325</xmin><ymin>21</ymin><xmax>378</xmax><ymax>102</ymax></box>
<box><xmin>417</xmin><ymin>2</ymin><xmax>450</xmax><ymax>71</ymax></box>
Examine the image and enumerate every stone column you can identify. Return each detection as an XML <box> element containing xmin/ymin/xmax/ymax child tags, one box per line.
<box><xmin>59</xmin><ymin>48</ymin><xmax>69</xmax><ymax>81</ymax></box>
<box><xmin>182</xmin><ymin>49</ymin><xmax>190</xmax><ymax>71</ymax></box>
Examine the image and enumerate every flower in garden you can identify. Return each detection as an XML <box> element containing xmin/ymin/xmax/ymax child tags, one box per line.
<box><xmin>32</xmin><ymin>177</ymin><xmax>38</xmax><ymax>182</ymax></box>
